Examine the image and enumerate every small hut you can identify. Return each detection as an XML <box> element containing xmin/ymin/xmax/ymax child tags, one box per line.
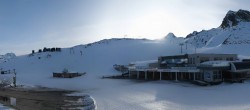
<box><xmin>53</xmin><ymin>68</ymin><xmax>86</xmax><ymax>78</ymax></box>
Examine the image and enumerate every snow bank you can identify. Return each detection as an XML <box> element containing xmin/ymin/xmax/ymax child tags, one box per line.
<box><xmin>201</xmin><ymin>61</ymin><xmax>230</xmax><ymax>67</ymax></box>
<box><xmin>0</xmin><ymin>104</ymin><xmax>13</xmax><ymax>110</ymax></box>
<box><xmin>0</xmin><ymin>53</ymin><xmax>16</xmax><ymax>63</ymax></box>
<box><xmin>65</xmin><ymin>93</ymin><xmax>96</xmax><ymax>110</ymax></box>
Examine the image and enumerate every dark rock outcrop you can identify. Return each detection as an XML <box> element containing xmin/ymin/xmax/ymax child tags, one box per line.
<box><xmin>220</xmin><ymin>9</ymin><xmax>250</xmax><ymax>28</ymax></box>
<box><xmin>185</xmin><ymin>31</ymin><xmax>198</xmax><ymax>39</ymax></box>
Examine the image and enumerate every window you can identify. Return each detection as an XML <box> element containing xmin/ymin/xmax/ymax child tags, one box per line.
<box><xmin>218</xmin><ymin>72</ymin><xmax>222</xmax><ymax>79</ymax></box>
<box><xmin>189</xmin><ymin>58</ymin><xmax>193</xmax><ymax>64</ymax></box>
<box><xmin>226</xmin><ymin>57</ymin><xmax>234</xmax><ymax>61</ymax></box>
<box><xmin>213</xmin><ymin>72</ymin><xmax>217</xmax><ymax>79</ymax></box>
<box><xmin>200</xmin><ymin>57</ymin><xmax>209</xmax><ymax>63</ymax></box>
<box><xmin>213</xmin><ymin>71</ymin><xmax>222</xmax><ymax>79</ymax></box>
<box><xmin>214</xmin><ymin>57</ymin><xmax>222</xmax><ymax>61</ymax></box>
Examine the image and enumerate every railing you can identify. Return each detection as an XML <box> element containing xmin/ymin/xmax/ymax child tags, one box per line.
<box><xmin>129</xmin><ymin>66</ymin><xmax>200</xmax><ymax>73</ymax></box>
<box><xmin>129</xmin><ymin>66</ymin><xmax>157</xmax><ymax>71</ymax></box>
<box><xmin>171</xmin><ymin>67</ymin><xmax>197</xmax><ymax>70</ymax></box>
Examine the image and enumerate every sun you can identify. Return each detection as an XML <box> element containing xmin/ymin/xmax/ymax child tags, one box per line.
<box><xmin>128</xmin><ymin>10</ymin><xmax>180</xmax><ymax>39</ymax></box>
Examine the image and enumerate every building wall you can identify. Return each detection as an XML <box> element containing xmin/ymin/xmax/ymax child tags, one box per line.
<box><xmin>188</xmin><ymin>54</ymin><xmax>237</xmax><ymax>66</ymax></box>
<box><xmin>148</xmin><ymin>62</ymin><xmax>159</xmax><ymax>68</ymax></box>
<box><xmin>203</xmin><ymin>70</ymin><xmax>213</xmax><ymax>82</ymax></box>
<box><xmin>156</xmin><ymin>54</ymin><xmax>237</xmax><ymax>82</ymax></box>
<box><xmin>158</xmin><ymin>54</ymin><xmax>237</xmax><ymax>68</ymax></box>
<box><xmin>158</xmin><ymin>55</ymin><xmax>188</xmax><ymax>69</ymax></box>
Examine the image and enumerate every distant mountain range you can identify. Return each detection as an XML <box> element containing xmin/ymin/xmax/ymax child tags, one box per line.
<box><xmin>0</xmin><ymin>53</ymin><xmax>16</xmax><ymax>63</ymax></box>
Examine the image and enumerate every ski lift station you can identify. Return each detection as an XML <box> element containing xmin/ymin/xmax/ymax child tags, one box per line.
<box><xmin>127</xmin><ymin>53</ymin><xmax>250</xmax><ymax>84</ymax></box>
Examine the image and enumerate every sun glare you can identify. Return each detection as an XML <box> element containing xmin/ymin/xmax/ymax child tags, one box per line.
<box><xmin>129</xmin><ymin>11</ymin><xmax>177</xmax><ymax>39</ymax></box>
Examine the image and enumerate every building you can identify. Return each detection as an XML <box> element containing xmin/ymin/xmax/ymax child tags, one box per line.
<box><xmin>158</xmin><ymin>53</ymin><xmax>237</xmax><ymax>68</ymax></box>
<box><xmin>128</xmin><ymin>53</ymin><xmax>249</xmax><ymax>85</ymax></box>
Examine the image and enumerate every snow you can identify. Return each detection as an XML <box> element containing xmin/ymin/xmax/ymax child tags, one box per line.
<box><xmin>129</xmin><ymin>60</ymin><xmax>158</xmax><ymax>69</ymax></box>
<box><xmin>0</xmin><ymin>53</ymin><xmax>16</xmax><ymax>63</ymax></box>
<box><xmin>201</xmin><ymin>61</ymin><xmax>230</xmax><ymax>67</ymax></box>
<box><xmin>0</xmin><ymin>104</ymin><xmax>13</xmax><ymax>110</ymax></box>
<box><xmin>164</xmin><ymin>33</ymin><xmax>184</xmax><ymax>44</ymax></box>
<box><xmin>185</xmin><ymin>22</ymin><xmax>250</xmax><ymax>49</ymax></box>
<box><xmin>0</xmin><ymin>39</ymin><xmax>180</xmax><ymax>90</ymax></box>
<box><xmin>92</xmin><ymin>80</ymin><xmax>250</xmax><ymax>110</ymax></box>
<box><xmin>0</xmin><ymin>26</ymin><xmax>250</xmax><ymax>109</ymax></box>
<box><xmin>65</xmin><ymin>94</ymin><xmax>96</xmax><ymax>110</ymax></box>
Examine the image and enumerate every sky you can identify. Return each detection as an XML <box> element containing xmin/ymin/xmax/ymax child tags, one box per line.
<box><xmin>0</xmin><ymin>0</ymin><xmax>250</xmax><ymax>55</ymax></box>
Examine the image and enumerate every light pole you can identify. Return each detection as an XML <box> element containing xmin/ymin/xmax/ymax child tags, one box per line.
<box><xmin>179</xmin><ymin>43</ymin><xmax>184</xmax><ymax>54</ymax></box>
<box><xmin>185</xmin><ymin>41</ymin><xmax>188</xmax><ymax>54</ymax></box>
<box><xmin>185</xmin><ymin>41</ymin><xmax>188</xmax><ymax>50</ymax></box>
<box><xmin>13</xmin><ymin>69</ymin><xmax>16</xmax><ymax>87</ymax></box>
<box><xmin>195</xmin><ymin>41</ymin><xmax>198</xmax><ymax>54</ymax></box>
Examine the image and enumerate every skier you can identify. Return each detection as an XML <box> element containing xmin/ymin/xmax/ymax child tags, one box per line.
<box><xmin>80</xmin><ymin>51</ymin><xmax>83</xmax><ymax>56</ymax></box>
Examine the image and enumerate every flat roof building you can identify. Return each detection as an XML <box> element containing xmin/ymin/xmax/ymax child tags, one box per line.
<box><xmin>158</xmin><ymin>53</ymin><xmax>237</xmax><ymax>68</ymax></box>
<box><xmin>128</xmin><ymin>53</ymin><xmax>249</xmax><ymax>85</ymax></box>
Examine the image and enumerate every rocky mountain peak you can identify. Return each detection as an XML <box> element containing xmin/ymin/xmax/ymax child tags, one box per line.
<box><xmin>0</xmin><ymin>53</ymin><xmax>16</xmax><ymax>63</ymax></box>
<box><xmin>220</xmin><ymin>9</ymin><xmax>250</xmax><ymax>28</ymax></box>
<box><xmin>165</xmin><ymin>32</ymin><xmax>176</xmax><ymax>39</ymax></box>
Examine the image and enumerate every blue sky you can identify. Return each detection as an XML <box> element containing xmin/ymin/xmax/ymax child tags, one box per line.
<box><xmin>0</xmin><ymin>0</ymin><xmax>250</xmax><ymax>55</ymax></box>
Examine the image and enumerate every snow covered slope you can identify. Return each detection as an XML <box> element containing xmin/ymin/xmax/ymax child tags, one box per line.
<box><xmin>184</xmin><ymin>9</ymin><xmax>250</xmax><ymax>56</ymax></box>
<box><xmin>0</xmin><ymin>38</ymin><xmax>186</xmax><ymax>90</ymax></box>
<box><xmin>164</xmin><ymin>33</ymin><xmax>184</xmax><ymax>44</ymax></box>
<box><xmin>0</xmin><ymin>53</ymin><xmax>16</xmax><ymax>63</ymax></box>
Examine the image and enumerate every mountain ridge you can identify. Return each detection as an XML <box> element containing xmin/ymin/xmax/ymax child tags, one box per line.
<box><xmin>184</xmin><ymin>9</ymin><xmax>250</xmax><ymax>49</ymax></box>
<box><xmin>220</xmin><ymin>9</ymin><xmax>250</xmax><ymax>28</ymax></box>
